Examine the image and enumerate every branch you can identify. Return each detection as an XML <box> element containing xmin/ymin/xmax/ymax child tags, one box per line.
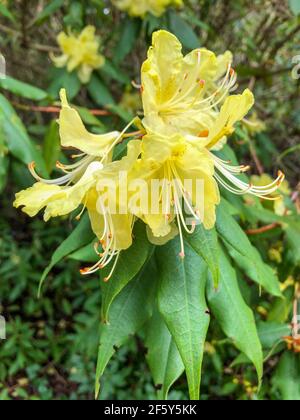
<box><xmin>246</xmin><ymin>223</ymin><xmax>280</xmax><ymax>235</ymax></box>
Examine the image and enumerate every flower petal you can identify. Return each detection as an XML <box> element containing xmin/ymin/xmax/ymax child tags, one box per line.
<box><xmin>59</xmin><ymin>89</ymin><xmax>120</xmax><ymax>156</ymax></box>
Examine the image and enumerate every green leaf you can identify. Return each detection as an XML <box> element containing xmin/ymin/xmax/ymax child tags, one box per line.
<box><xmin>68</xmin><ymin>241</ymin><xmax>98</xmax><ymax>263</ymax></box>
<box><xmin>113</xmin><ymin>18</ymin><xmax>141</xmax><ymax>64</ymax></box>
<box><xmin>257</xmin><ymin>322</ymin><xmax>291</xmax><ymax>349</ymax></box>
<box><xmin>38</xmin><ymin>214</ymin><xmax>95</xmax><ymax>296</ymax></box>
<box><xmin>75</xmin><ymin>107</ymin><xmax>104</xmax><ymax>128</ymax></box>
<box><xmin>145</xmin><ymin>308</ymin><xmax>184</xmax><ymax>400</ymax></box>
<box><xmin>284</xmin><ymin>222</ymin><xmax>300</xmax><ymax>265</ymax></box>
<box><xmin>0</xmin><ymin>117</ymin><xmax>8</xmax><ymax>192</ymax></box>
<box><xmin>100</xmin><ymin>60</ymin><xmax>130</xmax><ymax>85</ymax></box>
<box><xmin>168</xmin><ymin>11</ymin><xmax>199</xmax><ymax>49</ymax></box>
<box><xmin>207</xmin><ymin>247</ymin><xmax>263</xmax><ymax>386</ymax></box>
<box><xmin>48</xmin><ymin>69</ymin><xmax>81</xmax><ymax>100</ymax></box>
<box><xmin>0</xmin><ymin>94</ymin><xmax>48</xmax><ymax>176</ymax></box>
<box><xmin>272</xmin><ymin>352</ymin><xmax>300</xmax><ymax>400</ymax></box>
<box><xmin>0</xmin><ymin>3</ymin><xmax>15</xmax><ymax>22</ymax></box>
<box><xmin>157</xmin><ymin>237</ymin><xmax>210</xmax><ymax>400</ymax></box>
<box><xmin>216</xmin><ymin>201</ymin><xmax>282</xmax><ymax>297</ymax></box>
<box><xmin>33</xmin><ymin>0</ymin><xmax>64</xmax><ymax>25</ymax></box>
<box><xmin>0</xmin><ymin>76</ymin><xmax>48</xmax><ymax>101</ymax></box>
<box><xmin>42</xmin><ymin>120</ymin><xmax>61</xmax><ymax>174</ymax></box>
<box><xmin>289</xmin><ymin>0</ymin><xmax>300</xmax><ymax>15</ymax></box>
<box><xmin>87</xmin><ymin>75</ymin><xmax>115</xmax><ymax>107</ymax></box>
<box><xmin>184</xmin><ymin>225</ymin><xmax>220</xmax><ymax>288</ymax></box>
<box><xmin>100</xmin><ymin>222</ymin><xmax>153</xmax><ymax>322</ymax></box>
<box><xmin>95</xmin><ymin>258</ymin><xmax>157</xmax><ymax>399</ymax></box>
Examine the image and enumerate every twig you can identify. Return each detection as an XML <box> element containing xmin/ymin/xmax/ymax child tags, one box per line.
<box><xmin>245</xmin><ymin>223</ymin><xmax>280</xmax><ymax>235</ymax></box>
<box><xmin>12</xmin><ymin>103</ymin><xmax>111</xmax><ymax>116</ymax></box>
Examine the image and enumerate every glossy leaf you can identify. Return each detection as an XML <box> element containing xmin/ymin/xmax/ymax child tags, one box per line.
<box><xmin>157</xmin><ymin>238</ymin><xmax>210</xmax><ymax>400</ymax></box>
<box><xmin>88</xmin><ymin>75</ymin><xmax>115</xmax><ymax>106</ymax></box>
<box><xmin>95</xmin><ymin>258</ymin><xmax>157</xmax><ymax>399</ymax></box>
<box><xmin>114</xmin><ymin>18</ymin><xmax>141</xmax><ymax>64</ymax></box>
<box><xmin>0</xmin><ymin>94</ymin><xmax>48</xmax><ymax>176</ymax></box>
<box><xmin>100</xmin><ymin>222</ymin><xmax>153</xmax><ymax>322</ymax></box>
<box><xmin>0</xmin><ymin>76</ymin><xmax>48</xmax><ymax>101</ymax></box>
<box><xmin>216</xmin><ymin>202</ymin><xmax>282</xmax><ymax>297</ymax></box>
<box><xmin>42</xmin><ymin>120</ymin><xmax>61</xmax><ymax>174</ymax></box>
<box><xmin>145</xmin><ymin>309</ymin><xmax>184</xmax><ymax>400</ymax></box>
<box><xmin>168</xmin><ymin>11</ymin><xmax>199</xmax><ymax>49</ymax></box>
<box><xmin>184</xmin><ymin>225</ymin><xmax>220</xmax><ymax>288</ymax></box>
<box><xmin>207</xmin><ymin>247</ymin><xmax>263</xmax><ymax>385</ymax></box>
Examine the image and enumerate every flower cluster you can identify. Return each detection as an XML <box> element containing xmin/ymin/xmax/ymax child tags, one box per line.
<box><xmin>15</xmin><ymin>30</ymin><xmax>284</xmax><ymax>278</ymax></box>
<box><xmin>112</xmin><ymin>0</ymin><xmax>183</xmax><ymax>18</ymax></box>
<box><xmin>51</xmin><ymin>26</ymin><xmax>105</xmax><ymax>84</ymax></box>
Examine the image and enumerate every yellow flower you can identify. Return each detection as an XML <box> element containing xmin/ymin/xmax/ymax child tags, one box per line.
<box><xmin>112</xmin><ymin>0</ymin><xmax>183</xmax><ymax>18</ymax></box>
<box><xmin>141</xmin><ymin>30</ymin><xmax>235</xmax><ymax>140</ymax></box>
<box><xmin>14</xmin><ymin>89</ymin><xmax>137</xmax><ymax>280</ymax></box>
<box><xmin>136</xmin><ymin>131</ymin><xmax>220</xmax><ymax>256</ymax></box>
<box><xmin>243</xmin><ymin>113</ymin><xmax>266</xmax><ymax>135</ymax></box>
<box><xmin>51</xmin><ymin>26</ymin><xmax>105</xmax><ymax>84</ymax></box>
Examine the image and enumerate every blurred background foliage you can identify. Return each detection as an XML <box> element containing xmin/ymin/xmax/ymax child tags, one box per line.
<box><xmin>0</xmin><ymin>0</ymin><xmax>299</xmax><ymax>400</ymax></box>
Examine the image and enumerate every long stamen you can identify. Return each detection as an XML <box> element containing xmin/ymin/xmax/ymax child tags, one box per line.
<box><xmin>213</xmin><ymin>156</ymin><xmax>285</xmax><ymax>199</ymax></box>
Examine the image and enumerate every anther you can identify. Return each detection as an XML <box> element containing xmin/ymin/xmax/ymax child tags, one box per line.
<box><xmin>198</xmin><ymin>130</ymin><xmax>209</xmax><ymax>138</ymax></box>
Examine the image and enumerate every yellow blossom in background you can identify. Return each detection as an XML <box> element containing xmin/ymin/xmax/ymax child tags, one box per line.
<box><xmin>120</xmin><ymin>88</ymin><xmax>142</xmax><ymax>115</ymax></box>
<box><xmin>112</xmin><ymin>0</ymin><xmax>183</xmax><ymax>18</ymax></box>
<box><xmin>243</xmin><ymin>112</ymin><xmax>266</xmax><ymax>135</ymax></box>
<box><xmin>250</xmin><ymin>174</ymin><xmax>291</xmax><ymax>215</ymax></box>
<box><xmin>51</xmin><ymin>26</ymin><xmax>105</xmax><ymax>84</ymax></box>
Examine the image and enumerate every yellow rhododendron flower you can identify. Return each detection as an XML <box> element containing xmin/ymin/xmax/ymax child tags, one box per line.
<box><xmin>112</xmin><ymin>0</ymin><xmax>183</xmax><ymax>18</ymax></box>
<box><xmin>141</xmin><ymin>30</ymin><xmax>235</xmax><ymax>140</ymax></box>
<box><xmin>14</xmin><ymin>89</ymin><xmax>136</xmax><ymax>280</ymax></box>
<box><xmin>135</xmin><ymin>131</ymin><xmax>220</xmax><ymax>256</ymax></box>
<box><xmin>51</xmin><ymin>26</ymin><xmax>105</xmax><ymax>84</ymax></box>
<box><xmin>15</xmin><ymin>30</ymin><xmax>286</xmax><ymax>278</ymax></box>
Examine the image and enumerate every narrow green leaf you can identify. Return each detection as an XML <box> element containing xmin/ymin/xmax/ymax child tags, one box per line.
<box><xmin>0</xmin><ymin>116</ymin><xmax>8</xmax><ymax>192</ymax></box>
<box><xmin>87</xmin><ymin>75</ymin><xmax>115</xmax><ymax>107</ymax></box>
<box><xmin>145</xmin><ymin>308</ymin><xmax>184</xmax><ymax>400</ymax></box>
<box><xmin>184</xmin><ymin>225</ymin><xmax>220</xmax><ymax>288</ymax></box>
<box><xmin>100</xmin><ymin>222</ymin><xmax>153</xmax><ymax>322</ymax></box>
<box><xmin>0</xmin><ymin>94</ymin><xmax>48</xmax><ymax>176</ymax></box>
<box><xmin>95</xmin><ymin>258</ymin><xmax>157</xmax><ymax>399</ymax></box>
<box><xmin>157</xmin><ymin>238</ymin><xmax>210</xmax><ymax>400</ymax></box>
<box><xmin>168</xmin><ymin>11</ymin><xmax>199</xmax><ymax>49</ymax></box>
<box><xmin>100</xmin><ymin>60</ymin><xmax>130</xmax><ymax>84</ymax></box>
<box><xmin>113</xmin><ymin>18</ymin><xmax>141</xmax><ymax>64</ymax></box>
<box><xmin>216</xmin><ymin>201</ymin><xmax>282</xmax><ymax>297</ymax></box>
<box><xmin>68</xmin><ymin>241</ymin><xmax>98</xmax><ymax>263</ymax></box>
<box><xmin>0</xmin><ymin>3</ymin><xmax>16</xmax><ymax>22</ymax></box>
<box><xmin>0</xmin><ymin>76</ymin><xmax>48</xmax><ymax>101</ymax></box>
<box><xmin>33</xmin><ymin>0</ymin><xmax>64</xmax><ymax>24</ymax></box>
<box><xmin>207</xmin><ymin>247</ymin><xmax>263</xmax><ymax>386</ymax></box>
<box><xmin>272</xmin><ymin>352</ymin><xmax>300</xmax><ymax>400</ymax></box>
<box><xmin>48</xmin><ymin>69</ymin><xmax>81</xmax><ymax>100</ymax></box>
<box><xmin>38</xmin><ymin>214</ymin><xmax>95</xmax><ymax>296</ymax></box>
<box><xmin>42</xmin><ymin>120</ymin><xmax>61</xmax><ymax>174</ymax></box>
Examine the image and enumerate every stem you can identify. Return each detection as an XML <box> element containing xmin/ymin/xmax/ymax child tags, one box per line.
<box><xmin>245</xmin><ymin>223</ymin><xmax>280</xmax><ymax>235</ymax></box>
